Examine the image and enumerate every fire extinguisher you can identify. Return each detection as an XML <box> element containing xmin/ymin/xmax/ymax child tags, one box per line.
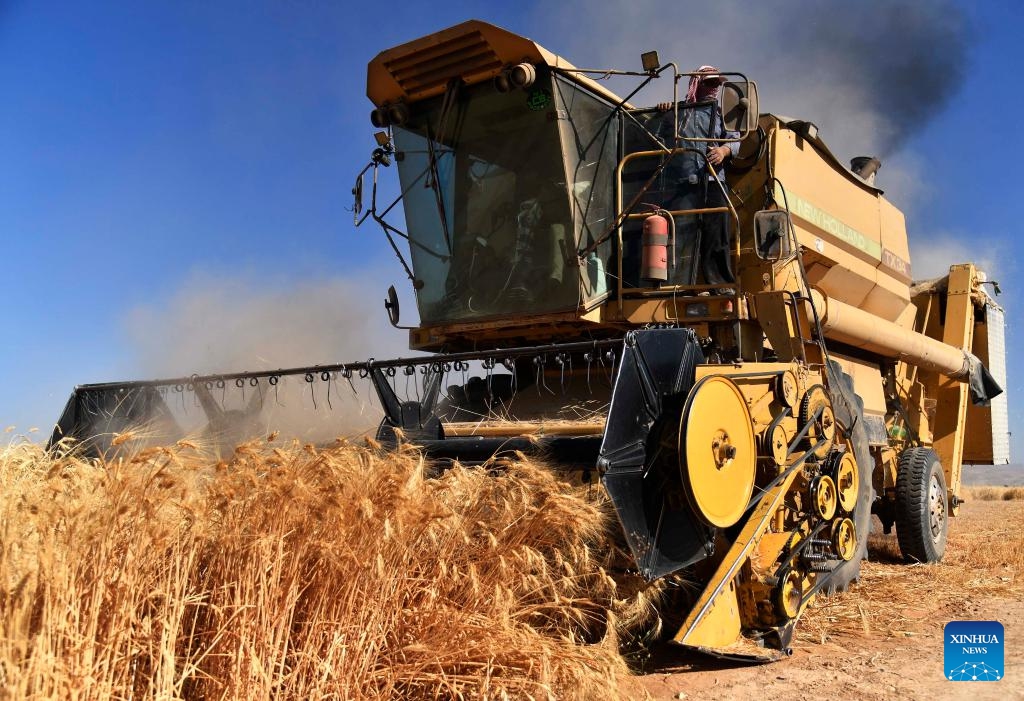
<box><xmin>641</xmin><ymin>213</ymin><xmax>674</xmax><ymax>284</ymax></box>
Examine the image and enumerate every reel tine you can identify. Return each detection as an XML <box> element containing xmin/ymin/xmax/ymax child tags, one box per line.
<box><xmin>322</xmin><ymin>370</ymin><xmax>333</xmax><ymax>411</ymax></box>
<box><xmin>556</xmin><ymin>352</ymin><xmax>571</xmax><ymax>396</ymax></box>
<box><xmin>536</xmin><ymin>355</ymin><xmax>554</xmax><ymax>396</ymax></box>
<box><xmin>305</xmin><ymin>372</ymin><xmax>317</xmax><ymax>411</ymax></box>
<box><xmin>254</xmin><ymin>377</ymin><xmax>264</xmax><ymax>410</ymax></box>
<box><xmin>342</xmin><ymin>366</ymin><xmax>357</xmax><ymax>396</ymax></box>
<box><xmin>386</xmin><ymin>365</ymin><xmax>397</xmax><ymax>399</ymax></box>
<box><xmin>481</xmin><ymin>357</ymin><xmax>493</xmax><ymax>407</ymax></box>
<box><xmin>269</xmin><ymin>375</ymin><xmax>282</xmax><ymax>407</ymax></box>
<box><xmin>175</xmin><ymin>383</ymin><xmax>187</xmax><ymax>414</ymax></box>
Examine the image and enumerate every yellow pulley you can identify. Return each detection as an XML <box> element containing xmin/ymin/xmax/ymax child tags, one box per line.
<box><xmin>832</xmin><ymin>451</ymin><xmax>859</xmax><ymax>513</ymax></box>
<box><xmin>774</xmin><ymin>568</ymin><xmax>805</xmax><ymax>620</ymax></box>
<box><xmin>766</xmin><ymin>423</ymin><xmax>789</xmax><ymax>467</ymax></box>
<box><xmin>679</xmin><ymin>375</ymin><xmax>756</xmax><ymax>529</ymax></box>
<box><xmin>831</xmin><ymin>517</ymin><xmax>857</xmax><ymax>561</ymax></box>
<box><xmin>810</xmin><ymin>474</ymin><xmax>838</xmax><ymax>521</ymax></box>
<box><xmin>775</xmin><ymin>370</ymin><xmax>798</xmax><ymax>408</ymax></box>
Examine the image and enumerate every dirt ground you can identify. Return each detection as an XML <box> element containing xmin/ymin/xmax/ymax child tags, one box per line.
<box><xmin>623</xmin><ymin>499</ymin><xmax>1024</xmax><ymax>700</ymax></box>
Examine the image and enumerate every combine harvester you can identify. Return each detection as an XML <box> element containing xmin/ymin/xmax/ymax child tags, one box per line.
<box><xmin>51</xmin><ymin>21</ymin><xmax>1008</xmax><ymax>660</ymax></box>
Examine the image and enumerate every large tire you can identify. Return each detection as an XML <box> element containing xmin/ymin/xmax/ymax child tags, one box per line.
<box><xmin>822</xmin><ymin>363</ymin><xmax>873</xmax><ymax>594</ymax></box>
<box><xmin>895</xmin><ymin>447</ymin><xmax>948</xmax><ymax>563</ymax></box>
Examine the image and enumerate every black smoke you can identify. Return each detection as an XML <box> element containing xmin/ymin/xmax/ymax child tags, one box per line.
<box><xmin>783</xmin><ymin>1</ymin><xmax>972</xmax><ymax>155</ymax></box>
<box><xmin>537</xmin><ymin>0</ymin><xmax>973</xmax><ymax>160</ymax></box>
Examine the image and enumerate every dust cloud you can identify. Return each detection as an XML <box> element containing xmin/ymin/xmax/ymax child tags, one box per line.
<box><xmin>909</xmin><ymin>234</ymin><xmax>1007</xmax><ymax>282</ymax></box>
<box><xmin>120</xmin><ymin>270</ymin><xmax>415</xmax><ymax>445</ymax></box>
<box><xmin>123</xmin><ymin>270</ymin><xmax>411</xmax><ymax>375</ymax></box>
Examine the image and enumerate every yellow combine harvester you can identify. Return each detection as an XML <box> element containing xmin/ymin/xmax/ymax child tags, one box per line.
<box><xmin>51</xmin><ymin>21</ymin><xmax>1008</xmax><ymax>660</ymax></box>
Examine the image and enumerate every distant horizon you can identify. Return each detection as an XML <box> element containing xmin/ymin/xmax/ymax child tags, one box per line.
<box><xmin>962</xmin><ymin>464</ymin><xmax>1024</xmax><ymax>486</ymax></box>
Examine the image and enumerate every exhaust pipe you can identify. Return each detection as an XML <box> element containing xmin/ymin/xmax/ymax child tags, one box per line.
<box><xmin>850</xmin><ymin>156</ymin><xmax>881</xmax><ymax>185</ymax></box>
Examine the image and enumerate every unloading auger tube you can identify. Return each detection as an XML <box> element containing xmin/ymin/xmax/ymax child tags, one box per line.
<box><xmin>808</xmin><ymin>289</ymin><xmax>998</xmax><ymax>401</ymax></box>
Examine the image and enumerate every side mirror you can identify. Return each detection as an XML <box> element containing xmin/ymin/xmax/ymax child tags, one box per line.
<box><xmin>352</xmin><ymin>172</ymin><xmax>363</xmax><ymax>223</ymax></box>
<box><xmin>722</xmin><ymin>81</ymin><xmax>759</xmax><ymax>134</ymax></box>
<box><xmin>384</xmin><ymin>285</ymin><xmax>401</xmax><ymax>327</ymax></box>
<box><xmin>754</xmin><ymin>210</ymin><xmax>792</xmax><ymax>262</ymax></box>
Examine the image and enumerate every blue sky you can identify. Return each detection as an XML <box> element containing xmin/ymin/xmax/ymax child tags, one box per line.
<box><xmin>1</xmin><ymin>1</ymin><xmax>1021</xmax><ymax>459</ymax></box>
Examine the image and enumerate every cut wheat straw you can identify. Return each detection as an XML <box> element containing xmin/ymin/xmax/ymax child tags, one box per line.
<box><xmin>798</xmin><ymin>504</ymin><xmax>1024</xmax><ymax>647</ymax></box>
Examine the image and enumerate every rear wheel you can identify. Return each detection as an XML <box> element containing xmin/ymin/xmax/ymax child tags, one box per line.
<box><xmin>895</xmin><ymin>447</ymin><xmax>948</xmax><ymax>563</ymax></box>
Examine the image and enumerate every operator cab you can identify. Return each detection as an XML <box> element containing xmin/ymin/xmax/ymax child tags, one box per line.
<box><xmin>390</xmin><ymin>65</ymin><xmax>617</xmax><ymax>326</ymax></box>
<box><xmin>360</xmin><ymin>21</ymin><xmax>757</xmax><ymax>336</ymax></box>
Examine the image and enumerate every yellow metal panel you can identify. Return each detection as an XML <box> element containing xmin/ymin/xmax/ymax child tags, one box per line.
<box><xmin>773</xmin><ymin>130</ymin><xmax>882</xmax><ymax>264</ymax></box>
<box><xmin>811</xmin><ymin>261</ymin><xmax>874</xmax><ymax>309</ymax></box>
<box><xmin>368</xmin><ymin>21</ymin><xmax>537</xmax><ymax>105</ymax></box>
<box><xmin>931</xmin><ymin>265</ymin><xmax>976</xmax><ymax>507</ymax></box>
<box><xmin>772</xmin><ymin>129</ymin><xmax>913</xmax><ymax>324</ymax></box>
<box><xmin>895</xmin><ymin>301</ymin><xmax>918</xmax><ymax>331</ymax></box>
<box><xmin>860</xmin><ymin>274</ymin><xmax>913</xmax><ymax>323</ymax></box>
<box><xmin>829</xmin><ymin>353</ymin><xmax>887</xmax><ymax>417</ymax></box>
<box><xmin>673</xmin><ymin>465</ymin><xmax>800</xmax><ymax>650</ymax></box>
<box><xmin>878</xmin><ymin>198</ymin><xmax>912</xmax><ymax>283</ymax></box>
<box><xmin>753</xmin><ymin>291</ymin><xmax>806</xmax><ymax>362</ymax></box>
<box><xmin>366</xmin><ymin>20</ymin><xmax>628</xmax><ymax>108</ymax></box>
<box><xmin>619</xmin><ymin>297</ymin><xmax>737</xmax><ymax>325</ymax></box>
<box><xmin>675</xmin><ymin>580</ymin><xmax>742</xmax><ymax>649</ymax></box>
<box><xmin>962</xmin><ymin>318</ymin><xmax>995</xmax><ymax>463</ymax></box>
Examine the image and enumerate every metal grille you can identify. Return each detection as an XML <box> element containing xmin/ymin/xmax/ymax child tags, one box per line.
<box><xmin>986</xmin><ymin>303</ymin><xmax>1011</xmax><ymax>464</ymax></box>
<box><xmin>383</xmin><ymin>31</ymin><xmax>502</xmax><ymax>99</ymax></box>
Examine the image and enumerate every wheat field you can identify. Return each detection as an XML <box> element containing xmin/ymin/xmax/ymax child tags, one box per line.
<box><xmin>0</xmin><ymin>435</ymin><xmax>652</xmax><ymax>700</ymax></box>
<box><xmin>963</xmin><ymin>485</ymin><xmax>1024</xmax><ymax>501</ymax></box>
<box><xmin>4</xmin><ymin>431</ymin><xmax>1021</xmax><ymax>700</ymax></box>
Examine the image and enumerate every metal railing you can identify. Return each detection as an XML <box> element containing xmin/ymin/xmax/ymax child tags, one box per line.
<box><xmin>614</xmin><ymin>148</ymin><xmax>743</xmax><ymax>312</ymax></box>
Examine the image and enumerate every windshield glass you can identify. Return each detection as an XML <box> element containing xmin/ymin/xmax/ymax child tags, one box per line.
<box><xmin>552</xmin><ymin>75</ymin><xmax>618</xmax><ymax>303</ymax></box>
<box><xmin>393</xmin><ymin>73</ymin><xmax>579</xmax><ymax>325</ymax></box>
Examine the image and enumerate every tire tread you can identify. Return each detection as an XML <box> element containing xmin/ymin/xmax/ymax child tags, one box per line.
<box><xmin>821</xmin><ymin>365</ymin><xmax>872</xmax><ymax>595</ymax></box>
<box><xmin>895</xmin><ymin>447</ymin><xmax>946</xmax><ymax>563</ymax></box>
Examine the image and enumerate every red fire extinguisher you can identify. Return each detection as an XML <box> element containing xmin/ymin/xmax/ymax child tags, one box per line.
<box><xmin>641</xmin><ymin>214</ymin><xmax>673</xmax><ymax>283</ymax></box>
